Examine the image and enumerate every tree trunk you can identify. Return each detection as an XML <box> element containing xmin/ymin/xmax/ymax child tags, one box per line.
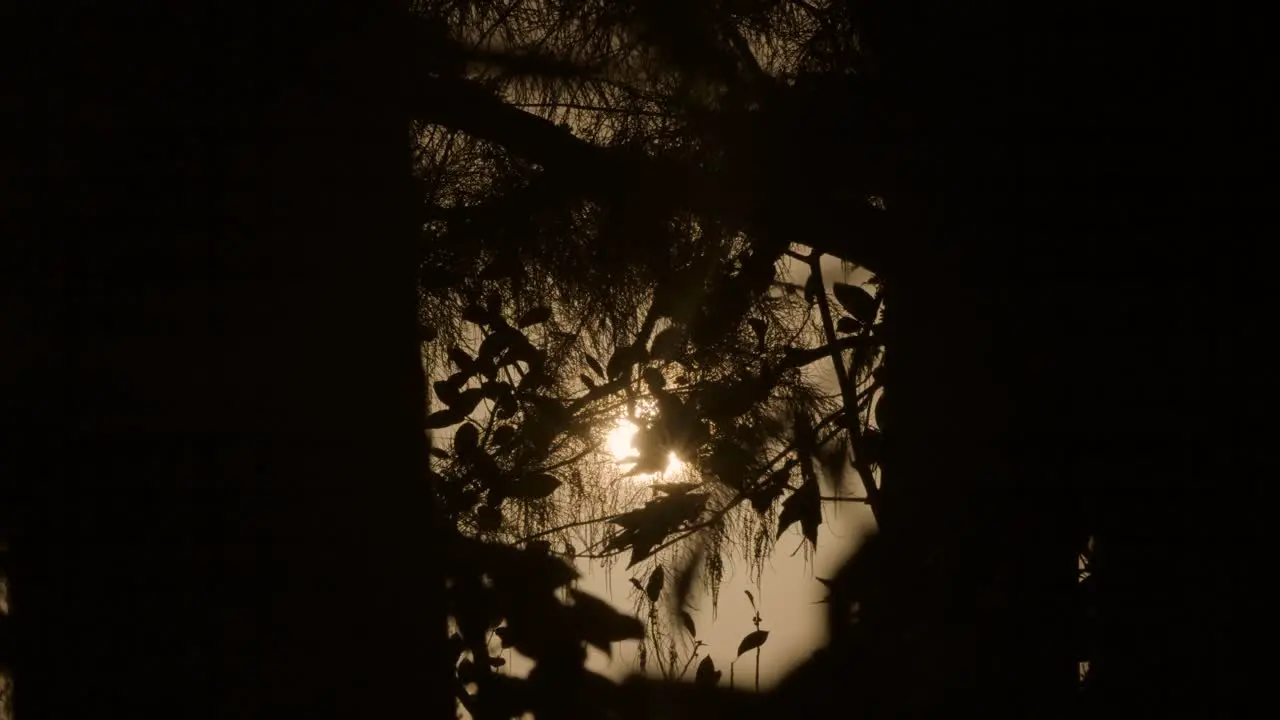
<box><xmin>860</xmin><ymin>0</ymin><xmax>1262</xmax><ymax>715</ymax></box>
<box><xmin>856</xmin><ymin>1</ymin><xmax>1088</xmax><ymax>714</ymax></box>
<box><xmin>7</xmin><ymin>2</ymin><xmax>450</xmax><ymax>717</ymax></box>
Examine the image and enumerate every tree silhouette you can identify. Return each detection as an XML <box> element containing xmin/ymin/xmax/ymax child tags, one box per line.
<box><xmin>424</xmin><ymin>249</ymin><xmax>887</xmax><ymax>713</ymax></box>
<box><xmin>8</xmin><ymin>2</ymin><xmax>451</xmax><ymax>718</ymax></box>
<box><xmin>411</xmin><ymin>1</ymin><xmax>1261</xmax><ymax>717</ymax></box>
<box><xmin>405</xmin><ymin>3</ymin><xmax>905</xmax><ymax>713</ymax></box>
<box><xmin>7</xmin><ymin>1</ymin><xmax>1259</xmax><ymax>718</ymax></box>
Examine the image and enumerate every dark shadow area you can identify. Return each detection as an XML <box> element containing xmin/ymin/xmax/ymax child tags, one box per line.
<box><xmin>4</xmin><ymin>1</ymin><xmax>1263</xmax><ymax>718</ymax></box>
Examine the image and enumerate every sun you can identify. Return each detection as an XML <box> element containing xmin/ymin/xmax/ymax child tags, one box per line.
<box><xmin>606</xmin><ymin>419</ymin><xmax>683</xmax><ymax>477</ymax></box>
<box><xmin>606</xmin><ymin>420</ymin><xmax>640</xmax><ymax>460</ymax></box>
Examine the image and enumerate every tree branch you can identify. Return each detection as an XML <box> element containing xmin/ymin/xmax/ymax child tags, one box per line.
<box><xmin>724</xmin><ymin>25</ymin><xmax>769</xmax><ymax>87</ymax></box>
<box><xmin>820</xmin><ymin>495</ymin><xmax>870</xmax><ymax>503</ymax></box>
<box><xmin>778</xmin><ymin>335</ymin><xmax>863</xmax><ymax>372</ymax></box>
<box><xmin>515</xmin><ymin>512</ymin><xmax>621</xmax><ymax>545</ymax></box>
<box><xmin>808</xmin><ymin>253</ymin><xmax>883</xmax><ymax>522</ymax></box>
<box><xmin>414</xmin><ymin>75</ymin><xmax>611</xmax><ymax>179</ymax></box>
<box><xmin>512</xmin><ymin>101</ymin><xmax>671</xmax><ymax>118</ymax></box>
<box><xmin>411</xmin><ymin>75</ymin><xmax>888</xmax><ymax>271</ymax></box>
<box><xmin>539</xmin><ymin>440</ymin><xmax>604</xmax><ymax>473</ymax></box>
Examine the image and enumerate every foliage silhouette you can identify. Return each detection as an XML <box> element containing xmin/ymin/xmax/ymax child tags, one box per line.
<box><xmin>409</xmin><ymin>1</ymin><xmax>1259</xmax><ymax>716</ymax></box>
<box><xmin>8</xmin><ymin>0</ymin><xmax>1256</xmax><ymax>718</ymax></box>
<box><xmin>409</xmin><ymin>3</ymin><xmax>900</xmax><ymax>712</ymax></box>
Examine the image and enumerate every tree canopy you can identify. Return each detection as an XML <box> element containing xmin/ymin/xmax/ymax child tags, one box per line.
<box><xmin>409</xmin><ymin>1</ymin><xmax>896</xmax><ymax>714</ymax></box>
<box><xmin>10</xmin><ymin>1</ymin><xmax>1253</xmax><ymax>718</ymax></box>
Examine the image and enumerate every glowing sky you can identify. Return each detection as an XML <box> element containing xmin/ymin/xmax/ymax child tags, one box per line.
<box><xmin>606</xmin><ymin>419</ymin><xmax>685</xmax><ymax>477</ymax></box>
<box><xmin>484</xmin><ymin>248</ymin><xmax>878</xmax><ymax>690</ymax></box>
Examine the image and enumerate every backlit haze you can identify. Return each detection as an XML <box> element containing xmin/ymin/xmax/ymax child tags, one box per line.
<box><xmin>482</xmin><ymin>251</ymin><xmax>877</xmax><ymax>690</ymax></box>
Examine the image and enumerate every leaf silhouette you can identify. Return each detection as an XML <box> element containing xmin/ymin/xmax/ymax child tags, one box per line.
<box><xmin>701</xmin><ymin>438</ymin><xmax>753</xmax><ymax>486</ymax></box>
<box><xmin>837</xmin><ymin>316</ymin><xmax>861</xmax><ymax>334</ymax></box>
<box><xmin>606</xmin><ymin>492</ymin><xmax>708</xmax><ymax>568</ymax></box>
<box><xmin>492</xmin><ymin>425</ymin><xmax>516</xmax><ymax>447</ymax></box>
<box><xmin>606</xmin><ymin>344</ymin><xmax>644</xmax><ymax>380</ymax></box>
<box><xmin>832</xmin><ymin>283</ymin><xmax>878</xmax><ymax>323</ymax></box>
<box><xmin>750</xmin><ymin>465</ymin><xmax>792</xmax><ymax>512</ymax></box>
<box><xmin>517</xmin><ymin>306</ymin><xmax>552</xmax><ymax>328</ymax></box>
<box><xmin>569</xmin><ymin>589</ymin><xmax>645</xmax><ymax>652</ymax></box>
<box><xmin>645</xmin><ymin>566</ymin><xmax>665</xmax><ymax>603</ymax></box>
<box><xmin>680</xmin><ymin>610</ymin><xmax>696</xmax><ymax>638</ymax></box>
<box><xmin>454</xmin><ymin>423</ymin><xmax>480</xmax><ymax>455</ymax></box>
<box><xmin>580</xmin><ymin>373</ymin><xmax>597</xmax><ymax>389</ymax></box>
<box><xmin>511</xmin><ymin>473</ymin><xmax>562</xmax><ymax>500</ymax></box>
<box><xmin>476</xmin><ymin>505</ymin><xmax>502</xmax><ymax>532</ymax></box>
<box><xmin>746</xmin><ymin>317</ymin><xmax>767</xmax><ymax>350</ymax></box>
<box><xmin>736</xmin><ymin>630</ymin><xmax>769</xmax><ymax>658</ymax></box>
<box><xmin>628</xmin><ymin>545</ymin><xmax>655</xmax><ymax>569</ymax></box>
<box><xmin>462</xmin><ymin>304</ymin><xmax>491</xmax><ymax>327</ymax></box>
<box><xmin>425</xmin><ymin>408</ymin><xmax>467</xmax><ymax>429</ymax></box>
<box><xmin>673</xmin><ymin>545</ymin><xmax>704</xmax><ymax>614</ymax></box>
<box><xmin>815</xmin><ymin>577</ymin><xmax>835</xmax><ymax>604</ymax></box>
<box><xmin>445</xmin><ymin>633</ymin><xmax>467</xmax><ymax>664</ymax></box>
<box><xmin>630</xmin><ymin>577</ymin><xmax>645</xmax><ymax>594</ymax></box>
<box><xmin>481</xmin><ymin>379</ymin><xmax>511</xmax><ymax>400</ymax></box>
<box><xmin>584</xmin><ymin>353</ymin><xmax>605</xmax><ymax>379</ymax></box>
<box><xmin>483</xmin><ymin>290</ymin><xmax>503</xmax><ymax>318</ymax></box>
<box><xmin>857</xmin><ymin>428</ymin><xmax>883</xmax><ymax>467</ymax></box>
<box><xmin>649</xmin><ymin>326</ymin><xmax>684</xmax><ymax>361</ymax></box>
<box><xmin>777</xmin><ymin>474</ymin><xmax>821</xmax><ymax>547</ymax></box>
<box><xmin>695</xmin><ymin>655</ymin><xmax>721</xmax><ymax>686</ymax></box>
<box><xmin>697</xmin><ymin>379</ymin><xmax>764</xmax><ymax>422</ymax></box>
<box><xmin>428</xmin><ymin>447</ymin><xmax>451</xmax><ymax>461</ymax></box>
<box><xmin>744</xmin><ymin>589</ymin><xmax>755</xmax><ymax>610</ymax></box>
<box><xmin>452</xmin><ymin>388</ymin><xmax>486</xmax><ymax>416</ymax></box>
<box><xmin>641</xmin><ymin>367</ymin><xmax>666</xmax><ymax>392</ymax></box>
<box><xmin>477</xmin><ymin>331</ymin><xmax>512</xmax><ymax>362</ymax></box>
<box><xmin>433</xmin><ymin>377</ymin><xmax>463</xmax><ymax>407</ymax></box>
<box><xmin>493</xmin><ymin>626</ymin><xmax>512</xmax><ymax>648</ymax></box>
<box><xmin>448</xmin><ymin>347</ymin><xmax>474</xmax><ymax>372</ymax></box>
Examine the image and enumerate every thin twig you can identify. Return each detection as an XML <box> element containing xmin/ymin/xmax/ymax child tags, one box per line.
<box><xmin>819</xmin><ymin>495</ymin><xmax>870</xmax><ymax>503</ymax></box>
<box><xmin>677</xmin><ymin>643</ymin><xmax>704</xmax><ymax>680</ymax></box>
<box><xmin>514</xmin><ymin>512</ymin><xmax>621</xmax><ymax>545</ymax></box>
<box><xmin>539</xmin><ymin>440</ymin><xmax>605</xmax><ymax>473</ymax></box>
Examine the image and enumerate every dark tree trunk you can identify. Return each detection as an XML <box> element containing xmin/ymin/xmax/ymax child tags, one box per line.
<box><xmin>6</xmin><ymin>2</ymin><xmax>450</xmax><ymax>717</ymax></box>
<box><xmin>859</xmin><ymin>0</ymin><xmax>1262</xmax><ymax>715</ymax></box>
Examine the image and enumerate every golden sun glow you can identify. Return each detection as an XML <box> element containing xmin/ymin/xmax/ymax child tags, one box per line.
<box><xmin>606</xmin><ymin>419</ymin><xmax>684</xmax><ymax>477</ymax></box>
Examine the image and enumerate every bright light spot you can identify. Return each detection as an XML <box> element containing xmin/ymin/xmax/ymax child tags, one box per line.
<box><xmin>605</xmin><ymin>419</ymin><xmax>683</xmax><ymax>477</ymax></box>
<box><xmin>666</xmin><ymin>452</ymin><xmax>685</xmax><ymax>473</ymax></box>
<box><xmin>605</xmin><ymin>421</ymin><xmax>635</xmax><ymax>461</ymax></box>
